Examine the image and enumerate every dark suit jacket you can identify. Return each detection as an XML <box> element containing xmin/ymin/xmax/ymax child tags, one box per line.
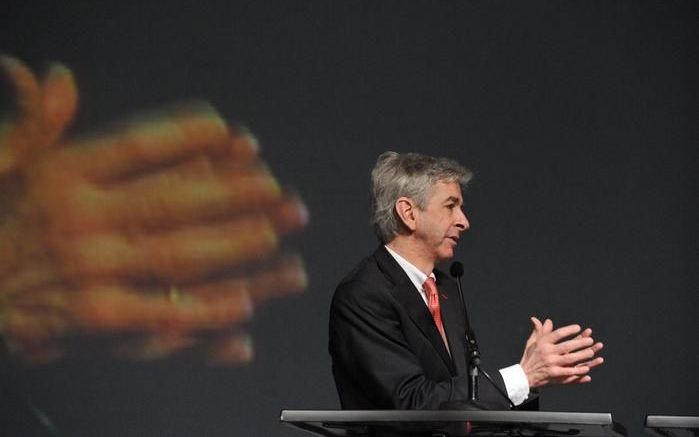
<box><xmin>329</xmin><ymin>246</ymin><xmax>515</xmax><ymax>410</ymax></box>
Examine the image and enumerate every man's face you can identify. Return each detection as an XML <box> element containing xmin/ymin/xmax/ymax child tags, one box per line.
<box><xmin>413</xmin><ymin>181</ymin><xmax>470</xmax><ymax>262</ymax></box>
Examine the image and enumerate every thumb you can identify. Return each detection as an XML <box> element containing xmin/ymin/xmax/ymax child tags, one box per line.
<box><xmin>526</xmin><ymin>316</ymin><xmax>542</xmax><ymax>347</ymax></box>
<box><xmin>42</xmin><ymin>63</ymin><xmax>78</xmax><ymax>147</ymax></box>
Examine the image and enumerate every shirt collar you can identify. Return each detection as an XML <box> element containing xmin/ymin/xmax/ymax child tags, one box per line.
<box><xmin>384</xmin><ymin>245</ymin><xmax>435</xmax><ymax>304</ymax></box>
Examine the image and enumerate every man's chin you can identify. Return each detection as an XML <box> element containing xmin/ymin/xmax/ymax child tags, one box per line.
<box><xmin>436</xmin><ymin>248</ymin><xmax>456</xmax><ymax>261</ymax></box>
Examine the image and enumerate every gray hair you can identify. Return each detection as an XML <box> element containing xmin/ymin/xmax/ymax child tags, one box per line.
<box><xmin>370</xmin><ymin>151</ymin><xmax>472</xmax><ymax>243</ymax></box>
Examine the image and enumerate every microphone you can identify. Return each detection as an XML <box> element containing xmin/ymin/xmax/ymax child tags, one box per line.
<box><xmin>449</xmin><ymin>261</ymin><xmax>479</xmax><ymax>402</ymax></box>
<box><xmin>449</xmin><ymin>262</ymin><xmax>477</xmax><ymax>358</ymax></box>
<box><xmin>447</xmin><ymin>261</ymin><xmax>515</xmax><ymax>410</ymax></box>
<box><xmin>449</xmin><ymin>261</ymin><xmax>464</xmax><ymax>278</ymax></box>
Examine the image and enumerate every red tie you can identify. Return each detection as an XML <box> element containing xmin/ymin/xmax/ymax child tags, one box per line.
<box><xmin>423</xmin><ymin>277</ymin><xmax>449</xmax><ymax>352</ymax></box>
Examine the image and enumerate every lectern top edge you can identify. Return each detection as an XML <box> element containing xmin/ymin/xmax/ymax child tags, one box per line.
<box><xmin>645</xmin><ymin>415</ymin><xmax>699</xmax><ymax>429</ymax></box>
<box><xmin>280</xmin><ymin>410</ymin><xmax>626</xmax><ymax>437</ymax></box>
<box><xmin>280</xmin><ymin>409</ymin><xmax>614</xmax><ymax>425</ymax></box>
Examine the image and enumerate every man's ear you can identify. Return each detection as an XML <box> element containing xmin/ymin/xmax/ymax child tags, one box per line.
<box><xmin>395</xmin><ymin>197</ymin><xmax>417</xmax><ymax>232</ymax></box>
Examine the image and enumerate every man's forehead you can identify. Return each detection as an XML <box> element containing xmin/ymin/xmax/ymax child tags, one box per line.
<box><xmin>429</xmin><ymin>181</ymin><xmax>463</xmax><ymax>202</ymax></box>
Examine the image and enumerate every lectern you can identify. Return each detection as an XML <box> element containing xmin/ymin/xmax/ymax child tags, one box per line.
<box><xmin>645</xmin><ymin>415</ymin><xmax>699</xmax><ymax>437</ymax></box>
<box><xmin>280</xmin><ymin>410</ymin><xmax>627</xmax><ymax>436</ymax></box>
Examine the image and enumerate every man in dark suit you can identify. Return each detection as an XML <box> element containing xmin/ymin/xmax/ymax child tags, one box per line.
<box><xmin>329</xmin><ymin>151</ymin><xmax>604</xmax><ymax>410</ymax></box>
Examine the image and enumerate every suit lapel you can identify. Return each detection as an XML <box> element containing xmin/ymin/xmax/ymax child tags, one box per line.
<box><xmin>373</xmin><ymin>247</ymin><xmax>456</xmax><ymax>375</ymax></box>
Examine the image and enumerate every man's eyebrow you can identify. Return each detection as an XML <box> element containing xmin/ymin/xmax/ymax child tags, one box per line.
<box><xmin>443</xmin><ymin>196</ymin><xmax>463</xmax><ymax>204</ymax></box>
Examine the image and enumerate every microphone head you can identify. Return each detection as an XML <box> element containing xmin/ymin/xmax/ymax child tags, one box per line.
<box><xmin>449</xmin><ymin>261</ymin><xmax>464</xmax><ymax>278</ymax></box>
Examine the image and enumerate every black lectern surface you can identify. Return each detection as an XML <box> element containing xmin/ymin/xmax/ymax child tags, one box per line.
<box><xmin>280</xmin><ymin>410</ymin><xmax>627</xmax><ymax>437</ymax></box>
<box><xmin>645</xmin><ymin>415</ymin><xmax>699</xmax><ymax>437</ymax></box>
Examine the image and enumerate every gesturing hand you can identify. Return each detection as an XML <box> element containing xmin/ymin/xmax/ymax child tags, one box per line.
<box><xmin>519</xmin><ymin>317</ymin><xmax>604</xmax><ymax>388</ymax></box>
<box><xmin>0</xmin><ymin>57</ymin><xmax>308</xmax><ymax>366</ymax></box>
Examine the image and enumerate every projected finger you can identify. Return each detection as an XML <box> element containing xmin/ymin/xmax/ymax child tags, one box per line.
<box><xmin>0</xmin><ymin>57</ymin><xmax>42</xmax><ymax>171</ymax></box>
<box><xmin>185</xmin><ymin>253</ymin><xmax>307</xmax><ymax>303</ymax></box>
<box><xmin>72</xmin><ymin>284</ymin><xmax>253</xmax><ymax>331</ymax></box>
<box><xmin>112</xmin><ymin>331</ymin><xmax>198</xmax><ymax>361</ymax></box>
<box><xmin>59</xmin><ymin>215</ymin><xmax>279</xmax><ymax>282</ymax></box>
<box><xmin>41</xmin><ymin>63</ymin><xmax>77</xmax><ymax>146</ymax></box>
<box><xmin>65</xmin><ymin>107</ymin><xmax>259</xmax><ymax>182</ymax></box>
<box><xmin>205</xmin><ymin>333</ymin><xmax>253</xmax><ymax>365</ymax></box>
<box><xmin>248</xmin><ymin>254</ymin><xmax>307</xmax><ymax>303</ymax></box>
<box><xmin>51</xmin><ymin>163</ymin><xmax>283</xmax><ymax>233</ymax></box>
<box><xmin>0</xmin><ymin>258</ymin><xmax>64</xmax><ymax>299</ymax></box>
<box><xmin>3</xmin><ymin>306</ymin><xmax>67</xmax><ymax>344</ymax></box>
<box><xmin>267</xmin><ymin>195</ymin><xmax>309</xmax><ymax>234</ymax></box>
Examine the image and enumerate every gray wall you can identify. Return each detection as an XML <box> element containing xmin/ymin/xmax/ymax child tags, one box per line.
<box><xmin>1</xmin><ymin>1</ymin><xmax>697</xmax><ymax>436</ymax></box>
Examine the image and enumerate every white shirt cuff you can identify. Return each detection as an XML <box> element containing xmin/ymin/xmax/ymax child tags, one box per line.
<box><xmin>499</xmin><ymin>364</ymin><xmax>530</xmax><ymax>406</ymax></box>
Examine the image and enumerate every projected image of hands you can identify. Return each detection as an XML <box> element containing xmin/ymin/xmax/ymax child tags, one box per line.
<box><xmin>0</xmin><ymin>57</ymin><xmax>308</xmax><ymax>366</ymax></box>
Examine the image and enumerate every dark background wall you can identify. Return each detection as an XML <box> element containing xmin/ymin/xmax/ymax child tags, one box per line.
<box><xmin>1</xmin><ymin>1</ymin><xmax>697</xmax><ymax>436</ymax></box>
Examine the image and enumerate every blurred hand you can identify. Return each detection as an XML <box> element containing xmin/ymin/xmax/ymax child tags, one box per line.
<box><xmin>0</xmin><ymin>57</ymin><xmax>308</xmax><ymax>366</ymax></box>
<box><xmin>519</xmin><ymin>317</ymin><xmax>604</xmax><ymax>388</ymax></box>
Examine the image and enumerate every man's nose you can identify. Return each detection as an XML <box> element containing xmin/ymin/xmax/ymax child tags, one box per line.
<box><xmin>456</xmin><ymin>209</ymin><xmax>470</xmax><ymax>231</ymax></box>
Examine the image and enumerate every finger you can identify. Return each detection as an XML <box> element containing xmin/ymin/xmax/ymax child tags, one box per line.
<box><xmin>267</xmin><ymin>194</ymin><xmax>309</xmax><ymax>235</ymax></box>
<box><xmin>0</xmin><ymin>56</ymin><xmax>43</xmax><ymax>169</ymax></box>
<box><xmin>6</xmin><ymin>283</ymin><xmax>73</xmax><ymax>315</ymax></box>
<box><xmin>246</xmin><ymin>253</ymin><xmax>308</xmax><ymax>303</ymax></box>
<box><xmin>115</xmin><ymin>330</ymin><xmax>254</xmax><ymax>365</ymax></box>
<box><xmin>525</xmin><ymin>316</ymin><xmax>542</xmax><ymax>347</ymax></box>
<box><xmin>578</xmin><ymin>356</ymin><xmax>604</xmax><ymax>370</ymax></box>
<box><xmin>573</xmin><ymin>358</ymin><xmax>601</xmax><ymax>370</ymax></box>
<box><xmin>57</xmin><ymin>214</ymin><xmax>279</xmax><ymax>282</ymax></box>
<box><xmin>41</xmin><ymin>63</ymin><xmax>77</xmax><ymax>146</ymax></box>
<box><xmin>547</xmin><ymin>323</ymin><xmax>582</xmax><ymax>343</ymax></box>
<box><xmin>6</xmin><ymin>284</ymin><xmax>256</xmax><ymax>360</ymax></box>
<box><xmin>186</xmin><ymin>253</ymin><xmax>307</xmax><ymax>304</ymax></box>
<box><xmin>66</xmin><ymin>106</ymin><xmax>256</xmax><ymax>182</ymax></box>
<box><xmin>0</xmin><ymin>258</ymin><xmax>63</xmax><ymax>299</ymax></box>
<box><xmin>556</xmin><ymin>347</ymin><xmax>597</xmax><ymax>366</ymax></box>
<box><xmin>0</xmin><ymin>56</ymin><xmax>42</xmax><ymax>128</ymax></box>
<box><xmin>71</xmin><ymin>284</ymin><xmax>254</xmax><ymax>331</ymax></box>
<box><xmin>553</xmin><ymin>335</ymin><xmax>594</xmax><ymax>354</ymax></box>
<box><xmin>575</xmin><ymin>343</ymin><xmax>604</xmax><ymax>369</ymax></box>
<box><xmin>542</xmin><ymin>318</ymin><xmax>553</xmax><ymax>334</ymax></box>
<box><xmin>555</xmin><ymin>374</ymin><xmax>592</xmax><ymax>385</ymax></box>
<box><xmin>0</xmin><ymin>128</ymin><xmax>15</xmax><ymax>175</ymax></box>
<box><xmin>569</xmin><ymin>329</ymin><xmax>594</xmax><ymax>344</ymax></box>
<box><xmin>554</xmin><ymin>375</ymin><xmax>580</xmax><ymax>384</ymax></box>
<box><xmin>112</xmin><ymin>331</ymin><xmax>198</xmax><ymax>361</ymax></box>
<box><xmin>219</xmin><ymin>125</ymin><xmax>259</xmax><ymax>164</ymax></box>
<box><xmin>0</xmin><ymin>217</ymin><xmax>48</xmax><ymax>277</ymax></box>
<box><xmin>50</xmin><ymin>161</ymin><xmax>284</xmax><ymax>233</ymax></box>
<box><xmin>205</xmin><ymin>333</ymin><xmax>254</xmax><ymax>365</ymax></box>
<box><xmin>525</xmin><ymin>331</ymin><xmax>537</xmax><ymax>348</ymax></box>
<box><xmin>1</xmin><ymin>304</ymin><xmax>72</xmax><ymax>351</ymax></box>
<box><xmin>550</xmin><ymin>364</ymin><xmax>590</xmax><ymax>378</ymax></box>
